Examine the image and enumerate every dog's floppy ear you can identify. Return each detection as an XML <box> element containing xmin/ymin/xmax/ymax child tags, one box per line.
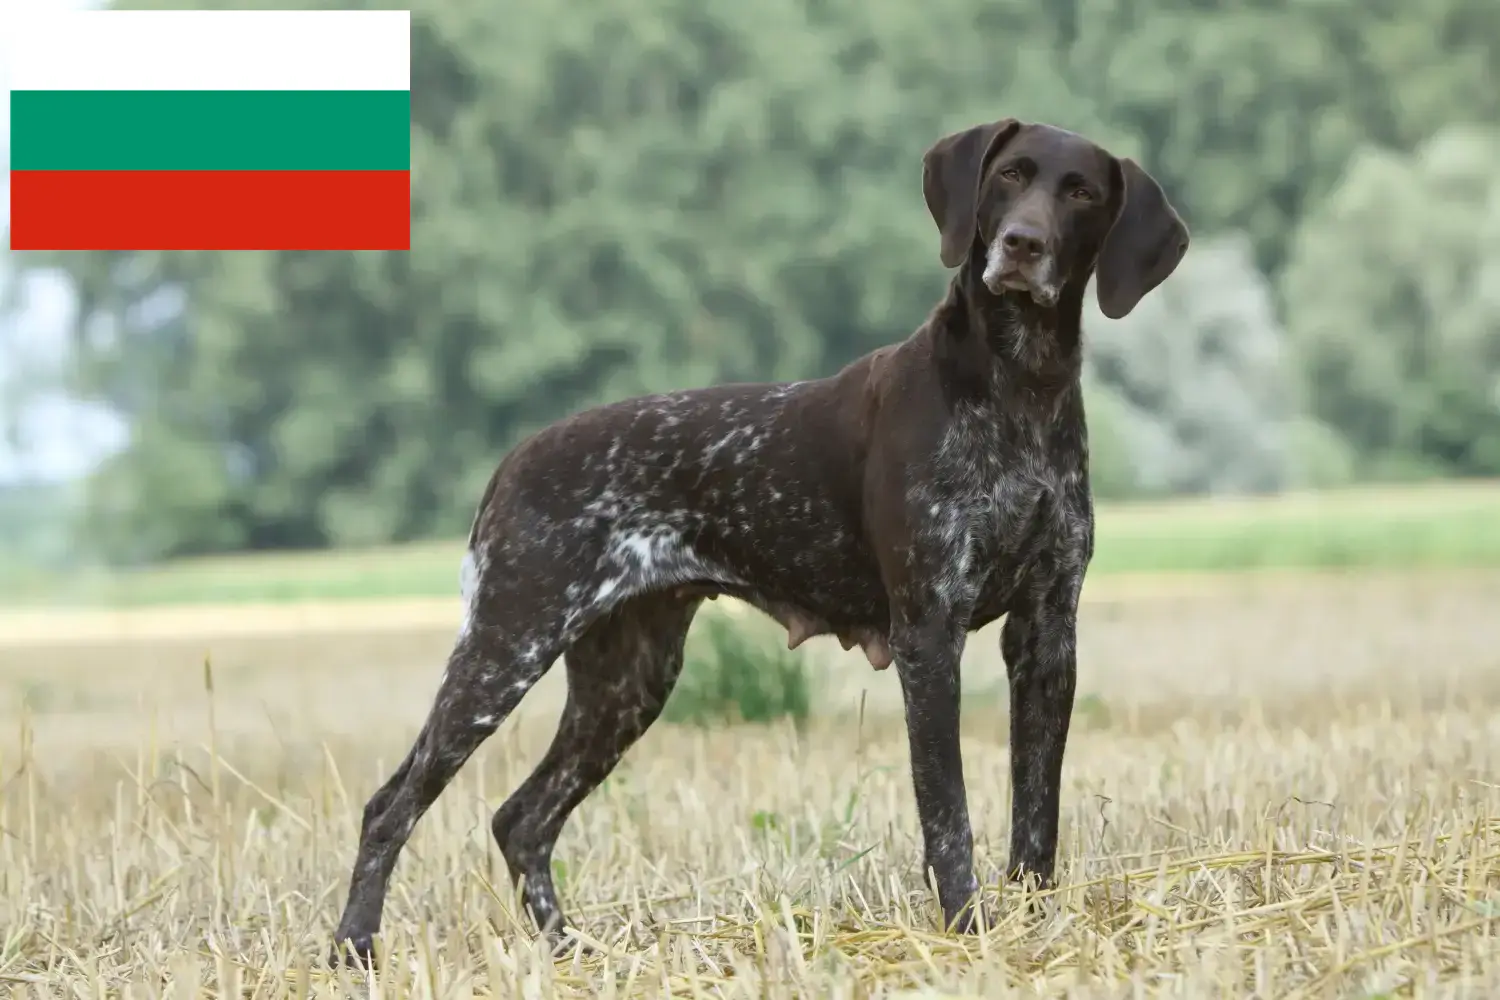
<box><xmin>922</xmin><ymin>118</ymin><xmax>1021</xmax><ymax>269</ymax></box>
<box><xmin>1095</xmin><ymin>157</ymin><xmax>1190</xmax><ymax>319</ymax></box>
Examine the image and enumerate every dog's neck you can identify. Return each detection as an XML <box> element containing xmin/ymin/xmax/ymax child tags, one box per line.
<box><xmin>929</xmin><ymin>256</ymin><xmax>1088</xmax><ymax>408</ymax></box>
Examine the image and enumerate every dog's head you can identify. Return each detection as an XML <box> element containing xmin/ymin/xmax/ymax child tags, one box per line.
<box><xmin>922</xmin><ymin>119</ymin><xmax>1189</xmax><ymax>319</ymax></box>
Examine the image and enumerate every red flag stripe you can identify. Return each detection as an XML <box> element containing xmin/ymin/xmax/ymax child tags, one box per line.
<box><xmin>10</xmin><ymin>169</ymin><xmax>410</xmax><ymax>251</ymax></box>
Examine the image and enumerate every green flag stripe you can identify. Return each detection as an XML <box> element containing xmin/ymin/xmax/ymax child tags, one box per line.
<box><xmin>9</xmin><ymin>90</ymin><xmax>410</xmax><ymax>171</ymax></box>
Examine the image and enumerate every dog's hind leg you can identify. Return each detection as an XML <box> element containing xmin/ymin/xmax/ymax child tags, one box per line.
<box><xmin>491</xmin><ymin>590</ymin><xmax>700</xmax><ymax>940</ymax></box>
<box><xmin>329</xmin><ymin>592</ymin><xmax>569</xmax><ymax>967</ymax></box>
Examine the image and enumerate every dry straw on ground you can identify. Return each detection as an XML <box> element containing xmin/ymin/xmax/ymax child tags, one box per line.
<box><xmin>2</xmin><ymin>571</ymin><xmax>1499</xmax><ymax>997</ymax></box>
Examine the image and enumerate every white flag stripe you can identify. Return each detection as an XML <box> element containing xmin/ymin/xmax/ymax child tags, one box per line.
<box><xmin>9</xmin><ymin>10</ymin><xmax>409</xmax><ymax>91</ymax></box>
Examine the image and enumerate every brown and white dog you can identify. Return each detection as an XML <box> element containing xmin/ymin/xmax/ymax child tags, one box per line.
<box><xmin>331</xmin><ymin>118</ymin><xmax>1188</xmax><ymax>965</ymax></box>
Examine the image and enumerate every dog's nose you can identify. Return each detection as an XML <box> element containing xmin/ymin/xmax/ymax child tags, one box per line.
<box><xmin>1001</xmin><ymin>225</ymin><xmax>1047</xmax><ymax>261</ymax></box>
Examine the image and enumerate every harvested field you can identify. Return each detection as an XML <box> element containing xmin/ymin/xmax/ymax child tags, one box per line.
<box><xmin>2</xmin><ymin>570</ymin><xmax>1500</xmax><ymax>996</ymax></box>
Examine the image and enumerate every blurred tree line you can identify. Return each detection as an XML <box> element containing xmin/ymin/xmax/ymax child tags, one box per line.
<box><xmin>6</xmin><ymin>0</ymin><xmax>1499</xmax><ymax>563</ymax></box>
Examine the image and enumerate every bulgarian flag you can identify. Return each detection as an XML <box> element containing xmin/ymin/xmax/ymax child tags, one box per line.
<box><xmin>7</xmin><ymin>9</ymin><xmax>411</xmax><ymax>251</ymax></box>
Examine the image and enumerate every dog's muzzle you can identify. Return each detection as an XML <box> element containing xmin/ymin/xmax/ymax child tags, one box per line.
<box><xmin>982</xmin><ymin>224</ymin><xmax>1059</xmax><ymax>307</ymax></box>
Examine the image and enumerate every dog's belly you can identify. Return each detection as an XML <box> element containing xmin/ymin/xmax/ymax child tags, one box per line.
<box><xmin>691</xmin><ymin>523</ymin><xmax>896</xmax><ymax>669</ymax></box>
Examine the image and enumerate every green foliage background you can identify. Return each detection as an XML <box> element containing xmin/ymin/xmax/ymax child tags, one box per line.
<box><xmin>5</xmin><ymin>0</ymin><xmax>1499</xmax><ymax>566</ymax></box>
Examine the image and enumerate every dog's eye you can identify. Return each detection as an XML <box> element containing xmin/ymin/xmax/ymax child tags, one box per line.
<box><xmin>998</xmin><ymin>167</ymin><xmax>1022</xmax><ymax>182</ymax></box>
<box><xmin>1070</xmin><ymin>187</ymin><xmax>1093</xmax><ymax>202</ymax></box>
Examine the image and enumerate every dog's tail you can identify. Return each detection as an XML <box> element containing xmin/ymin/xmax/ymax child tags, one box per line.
<box><xmin>465</xmin><ymin>467</ymin><xmax>503</xmax><ymax>551</ymax></box>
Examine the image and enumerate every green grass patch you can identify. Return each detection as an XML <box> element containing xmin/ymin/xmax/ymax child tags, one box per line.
<box><xmin>663</xmin><ymin>612</ymin><xmax>814</xmax><ymax>729</ymax></box>
<box><xmin>1090</xmin><ymin>481</ymin><xmax>1500</xmax><ymax>574</ymax></box>
<box><xmin>14</xmin><ymin>541</ymin><xmax>466</xmax><ymax>608</ymax></box>
<box><xmin>5</xmin><ymin>481</ymin><xmax>1499</xmax><ymax>608</ymax></box>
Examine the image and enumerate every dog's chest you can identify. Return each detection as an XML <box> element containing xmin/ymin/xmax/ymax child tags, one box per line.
<box><xmin>920</xmin><ymin>405</ymin><xmax>1081</xmax><ymax>597</ymax></box>
<box><xmin>951</xmin><ymin>405</ymin><xmax>1055</xmax><ymax>510</ymax></box>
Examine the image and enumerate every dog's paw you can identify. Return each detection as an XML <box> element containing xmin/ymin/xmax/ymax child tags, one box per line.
<box><xmin>944</xmin><ymin>899</ymin><xmax>999</xmax><ymax>935</ymax></box>
<box><xmin>541</xmin><ymin>925</ymin><xmax>574</xmax><ymax>956</ymax></box>
<box><xmin>1003</xmin><ymin>867</ymin><xmax>1056</xmax><ymax>918</ymax></box>
<box><xmin>327</xmin><ymin>934</ymin><xmax>377</xmax><ymax>971</ymax></box>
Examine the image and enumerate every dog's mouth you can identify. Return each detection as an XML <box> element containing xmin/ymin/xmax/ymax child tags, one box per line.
<box><xmin>981</xmin><ymin>246</ymin><xmax>1060</xmax><ymax>308</ymax></box>
<box><xmin>983</xmin><ymin>265</ymin><xmax>1060</xmax><ymax>308</ymax></box>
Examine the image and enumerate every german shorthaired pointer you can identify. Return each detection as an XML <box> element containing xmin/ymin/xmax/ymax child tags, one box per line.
<box><xmin>331</xmin><ymin>118</ymin><xmax>1188</xmax><ymax>964</ymax></box>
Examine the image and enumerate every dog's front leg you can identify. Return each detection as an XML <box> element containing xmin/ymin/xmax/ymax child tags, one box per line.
<box><xmin>999</xmin><ymin>584</ymin><xmax>1079</xmax><ymax>888</ymax></box>
<box><xmin>889</xmin><ymin>613</ymin><xmax>983</xmax><ymax>932</ymax></box>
